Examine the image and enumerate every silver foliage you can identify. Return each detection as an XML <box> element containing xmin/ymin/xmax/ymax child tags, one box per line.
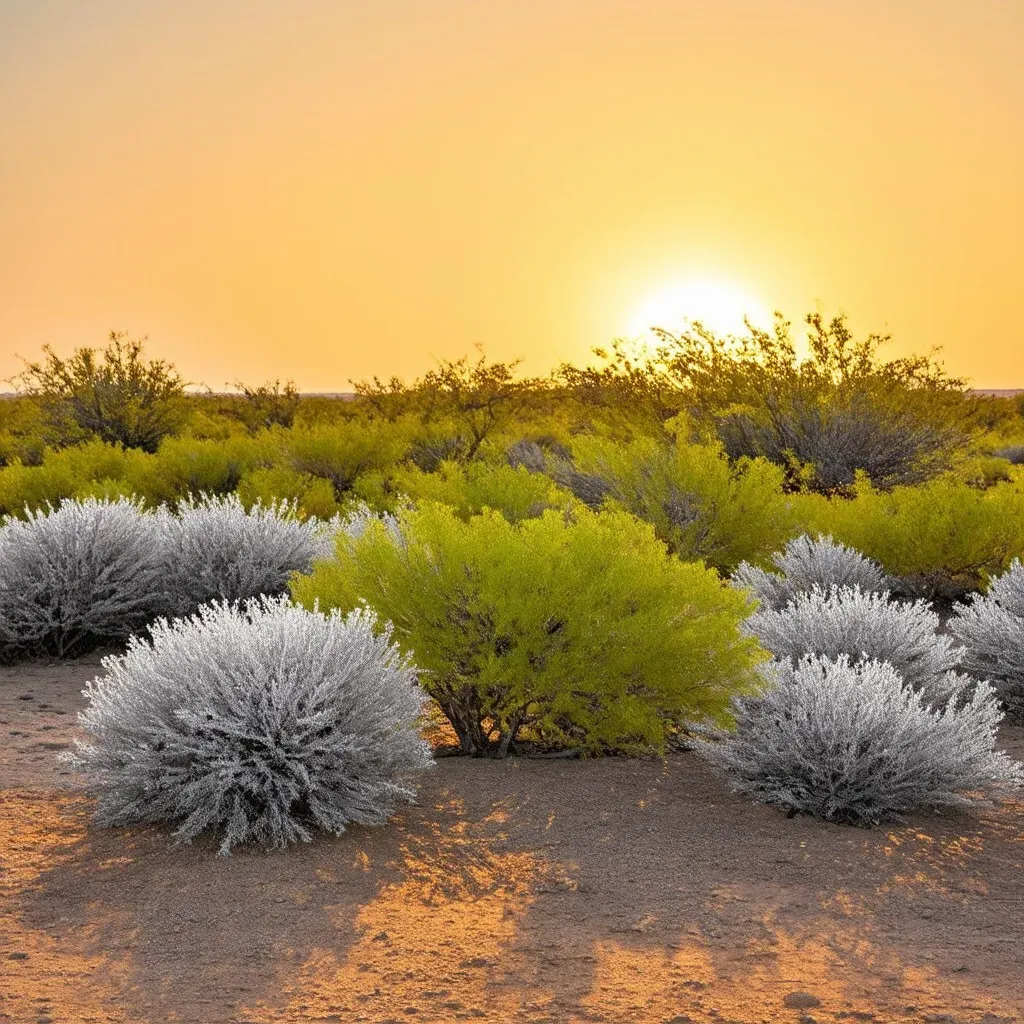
<box><xmin>160</xmin><ymin>494</ymin><xmax>334</xmax><ymax>619</ymax></box>
<box><xmin>65</xmin><ymin>596</ymin><xmax>433</xmax><ymax>854</ymax></box>
<box><xmin>733</xmin><ymin>534</ymin><xmax>889</xmax><ymax>611</ymax></box>
<box><xmin>951</xmin><ymin>559</ymin><xmax>1024</xmax><ymax>721</ymax></box>
<box><xmin>698</xmin><ymin>655</ymin><xmax>1022</xmax><ymax>825</ymax></box>
<box><xmin>744</xmin><ymin>585</ymin><xmax>965</xmax><ymax>705</ymax></box>
<box><xmin>0</xmin><ymin>498</ymin><xmax>165</xmax><ymax>659</ymax></box>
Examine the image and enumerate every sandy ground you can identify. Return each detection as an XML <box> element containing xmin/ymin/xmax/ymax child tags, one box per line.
<box><xmin>2</xmin><ymin>656</ymin><xmax>1023</xmax><ymax>1024</ymax></box>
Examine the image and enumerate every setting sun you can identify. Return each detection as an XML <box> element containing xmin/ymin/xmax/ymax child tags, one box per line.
<box><xmin>625</xmin><ymin>279</ymin><xmax>773</xmax><ymax>339</ymax></box>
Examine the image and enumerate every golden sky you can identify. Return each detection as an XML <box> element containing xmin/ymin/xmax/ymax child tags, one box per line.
<box><xmin>2</xmin><ymin>0</ymin><xmax>1022</xmax><ymax>390</ymax></box>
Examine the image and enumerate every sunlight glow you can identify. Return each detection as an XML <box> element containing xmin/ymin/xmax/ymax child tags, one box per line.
<box><xmin>626</xmin><ymin>278</ymin><xmax>773</xmax><ymax>339</ymax></box>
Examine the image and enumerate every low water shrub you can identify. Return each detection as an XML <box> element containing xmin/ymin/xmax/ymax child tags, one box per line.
<box><xmin>65</xmin><ymin>597</ymin><xmax>433</xmax><ymax>854</ymax></box>
<box><xmin>733</xmin><ymin>534</ymin><xmax>889</xmax><ymax>611</ymax></box>
<box><xmin>744</xmin><ymin>586</ymin><xmax>964</xmax><ymax>704</ymax></box>
<box><xmin>0</xmin><ymin>497</ymin><xmax>164</xmax><ymax>659</ymax></box>
<box><xmin>160</xmin><ymin>493</ymin><xmax>333</xmax><ymax>619</ymax></box>
<box><xmin>698</xmin><ymin>655</ymin><xmax>1022</xmax><ymax>825</ymax></box>
<box><xmin>950</xmin><ymin>560</ymin><xmax>1024</xmax><ymax>722</ymax></box>
<box><xmin>557</xmin><ymin>434</ymin><xmax>796</xmax><ymax>574</ymax></box>
<box><xmin>293</xmin><ymin>503</ymin><xmax>763</xmax><ymax>756</ymax></box>
<box><xmin>794</xmin><ymin>475</ymin><xmax>1024</xmax><ymax>600</ymax></box>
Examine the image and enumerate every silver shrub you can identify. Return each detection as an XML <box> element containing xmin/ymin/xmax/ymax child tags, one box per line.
<box><xmin>744</xmin><ymin>585</ymin><xmax>965</xmax><ymax>705</ymax></box>
<box><xmin>65</xmin><ymin>596</ymin><xmax>433</xmax><ymax>854</ymax></box>
<box><xmin>0</xmin><ymin>497</ymin><xmax>165</xmax><ymax>659</ymax></box>
<box><xmin>698</xmin><ymin>655</ymin><xmax>1023</xmax><ymax>825</ymax></box>
<box><xmin>160</xmin><ymin>494</ymin><xmax>334</xmax><ymax>619</ymax></box>
<box><xmin>950</xmin><ymin>559</ymin><xmax>1024</xmax><ymax>721</ymax></box>
<box><xmin>733</xmin><ymin>534</ymin><xmax>889</xmax><ymax>611</ymax></box>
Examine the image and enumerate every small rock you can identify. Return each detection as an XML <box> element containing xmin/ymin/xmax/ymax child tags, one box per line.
<box><xmin>17</xmin><ymin>693</ymin><xmax>34</xmax><ymax>700</ymax></box>
<box><xmin>8</xmin><ymin>952</ymin><xmax>30</xmax><ymax>960</ymax></box>
<box><xmin>783</xmin><ymin>992</ymin><xmax>821</xmax><ymax>1010</ymax></box>
<box><xmin>665</xmin><ymin>1016</ymin><xmax>695</xmax><ymax>1024</ymax></box>
<box><xmin>461</xmin><ymin>956</ymin><xmax>490</xmax><ymax>968</ymax></box>
<box><xmin>799</xmin><ymin>1017</ymin><xmax>818</xmax><ymax>1024</ymax></box>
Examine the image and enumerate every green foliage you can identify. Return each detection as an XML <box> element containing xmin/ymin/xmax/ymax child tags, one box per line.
<box><xmin>292</xmin><ymin>504</ymin><xmax>764</xmax><ymax>757</ymax></box>
<box><xmin>236</xmin><ymin>466</ymin><xmax>339</xmax><ymax>519</ymax></box>
<box><xmin>636</xmin><ymin>312</ymin><xmax>970</xmax><ymax>492</ymax></box>
<box><xmin>561</xmin><ymin>432</ymin><xmax>797</xmax><ymax>573</ymax></box>
<box><xmin>279</xmin><ymin>420</ymin><xmax>412</xmax><ymax>497</ymax></box>
<box><xmin>356</xmin><ymin>460</ymin><xmax>573</xmax><ymax>523</ymax></box>
<box><xmin>225</xmin><ymin>379</ymin><xmax>302</xmax><ymax>433</ymax></box>
<box><xmin>15</xmin><ymin>333</ymin><xmax>187</xmax><ymax>451</ymax></box>
<box><xmin>794</xmin><ymin>474</ymin><xmax>1024</xmax><ymax>600</ymax></box>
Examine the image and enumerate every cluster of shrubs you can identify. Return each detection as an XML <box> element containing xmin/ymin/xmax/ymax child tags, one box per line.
<box><xmin>701</xmin><ymin>536</ymin><xmax>1023</xmax><ymax>824</ymax></box>
<box><xmin>6</xmin><ymin>322</ymin><xmax>1024</xmax><ymax>853</ymax></box>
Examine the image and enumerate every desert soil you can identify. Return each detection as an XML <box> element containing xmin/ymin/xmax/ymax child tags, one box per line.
<box><xmin>2</xmin><ymin>657</ymin><xmax>1023</xmax><ymax>1024</ymax></box>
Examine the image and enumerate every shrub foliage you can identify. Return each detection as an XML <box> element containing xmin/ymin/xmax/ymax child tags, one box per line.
<box><xmin>0</xmin><ymin>498</ymin><xmax>164</xmax><ymax>659</ymax></box>
<box><xmin>951</xmin><ymin>560</ymin><xmax>1024</xmax><ymax>722</ymax></box>
<box><xmin>733</xmin><ymin>534</ymin><xmax>890</xmax><ymax>611</ymax></box>
<box><xmin>293</xmin><ymin>504</ymin><xmax>763</xmax><ymax>756</ymax></box>
<box><xmin>699</xmin><ymin>656</ymin><xmax>1022</xmax><ymax>825</ymax></box>
<box><xmin>66</xmin><ymin>598</ymin><xmax>433</xmax><ymax>854</ymax></box>
<box><xmin>160</xmin><ymin>494</ymin><xmax>333</xmax><ymax>620</ymax></box>
<box><xmin>744</xmin><ymin>585</ymin><xmax>965</xmax><ymax>704</ymax></box>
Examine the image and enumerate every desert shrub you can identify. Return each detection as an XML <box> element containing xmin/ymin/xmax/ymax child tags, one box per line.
<box><xmin>15</xmin><ymin>333</ymin><xmax>187</xmax><ymax>451</ymax></box>
<box><xmin>280</xmin><ymin>420</ymin><xmax>411</xmax><ymax>497</ymax></box>
<box><xmin>794</xmin><ymin>475</ymin><xmax>1024</xmax><ymax>600</ymax></box>
<box><xmin>357</xmin><ymin>460</ymin><xmax>572</xmax><ymax>523</ymax></box>
<box><xmin>0</xmin><ymin>498</ymin><xmax>165</xmax><ymax>659</ymax></box>
<box><xmin>65</xmin><ymin>597</ymin><xmax>433</xmax><ymax>854</ymax></box>
<box><xmin>293</xmin><ymin>503</ymin><xmax>763</xmax><ymax>757</ymax></box>
<box><xmin>698</xmin><ymin>655</ymin><xmax>1022</xmax><ymax>825</ymax></box>
<box><xmin>0</xmin><ymin>440</ymin><xmax>146</xmax><ymax>516</ymax></box>
<box><xmin>125</xmin><ymin>435</ymin><xmax>265</xmax><ymax>506</ymax></box>
<box><xmin>950</xmin><ymin>560</ymin><xmax>1024</xmax><ymax>722</ymax></box>
<box><xmin>236</xmin><ymin>466</ymin><xmax>339</xmax><ymax>519</ymax></box>
<box><xmin>160</xmin><ymin>494</ymin><xmax>333</xmax><ymax>619</ymax></box>
<box><xmin>733</xmin><ymin>534</ymin><xmax>889</xmax><ymax>611</ymax></box>
<box><xmin>744</xmin><ymin>586</ymin><xmax>964</xmax><ymax>704</ymax></box>
<box><xmin>559</xmin><ymin>434</ymin><xmax>796</xmax><ymax>574</ymax></box>
<box><xmin>652</xmin><ymin>312</ymin><xmax>970</xmax><ymax>493</ymax></box>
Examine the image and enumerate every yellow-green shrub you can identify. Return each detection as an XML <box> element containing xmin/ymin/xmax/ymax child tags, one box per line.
<box><xmin>292</xmin><ymin>503</ymin><xmax>763</xmax><ymax>757</ymax></box>
<box><xmin>794</xmin><ymin>475</ymin><xmax>1024</xmax><ymax>598</ymax></box>
<box><xmin>563</xmin><ymin>435</ymin><xmax>797</xmax><ymax>573</ymax></box>
<box><xmin>121</xmin><ymin>435</ymin><xmax>266</xmax><ymax>506</ymax></box>
<box><xmin>236</xmin><ymin>466</ymin><xmax>339</xmax><ymax>519</ymax></box>
<box><xmin>355</xmin><ymin>460</ymin><xmax>573</xmax><ymax>523</ymax></box>
<box><xmin>279</xmin><ymin>420</ymin><xmax>412</xmax><ymax>497</ymax></box>
<box><xmin>0</xmin><ymin>440</ymin><xmax>145</xmax><ymax>516</ymax></box>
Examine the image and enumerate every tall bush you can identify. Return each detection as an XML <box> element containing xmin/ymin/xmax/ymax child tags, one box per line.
<box><xmin>698</xmin><ymin>655</ymin><xmax>1021</xmax><ymax>825</ymax></box>
<box><xmin>0</xmin><ymin>498</ymin><xmax>164</xmax><ymax>659</ymax></box>
<box><xmin>65</xmin><ymin>598</ymin><xmax>433</xmax><ymax>854</ymax></box>
<box><xmin>293</xmin><ymin>504</ymin><xmax>763</xmax><ymax>756</ymax></box>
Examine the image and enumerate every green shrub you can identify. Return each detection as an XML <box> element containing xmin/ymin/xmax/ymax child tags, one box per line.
<box><xmin>280</xmin><ymin>420</ymin><xmax>411</xmax><ymax>497</ymax></box>
<box><xmin>356</xmin><ymin>460</ymin><xmax>572</xmax><ymax>523</ymax></box>
<box><xmin>292</xmin><ymin>503</ymin><xmax>763</xmax><ymax>757</ymax></box>
<box><xmin>0</xmin><ymin>440</ymin><xmax>144</xmax><ymax>516</ymax></box>
<box><xmin>237</xmin><ymin>466</ymin><xmax>339</xmax><ymax>519</ymax></box>
<box><xmin>561</xmin><ymin>434</ymin><xmax>797</xmax><ymax>573</ymax></box>
<box><xmin>794</xmin><ymin>475</ymin><xmax>1024</xmax><ymax>599</ymax></box>
<box><xmin>123</xmin><ymin>435</ymin><xmax>265</xmax><ymax>506</ymax></box>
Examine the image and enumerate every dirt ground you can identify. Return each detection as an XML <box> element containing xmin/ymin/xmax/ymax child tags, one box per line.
<box><xmin>2</xmin><ymin>657</ymin><xmax>1023</xmax><ymax>1024</ymax></box>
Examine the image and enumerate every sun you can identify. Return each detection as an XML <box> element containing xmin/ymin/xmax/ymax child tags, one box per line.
<box><xmin>626</xmin><ymin>278</ymin><xmax>772</xmax><ymax>338</ymax></box>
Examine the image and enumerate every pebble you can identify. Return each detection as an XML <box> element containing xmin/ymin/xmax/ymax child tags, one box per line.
<box><xmin>783</xmin><ymin>992</ymin><xmax>821</xmax><ymax>1010</ymax></box>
